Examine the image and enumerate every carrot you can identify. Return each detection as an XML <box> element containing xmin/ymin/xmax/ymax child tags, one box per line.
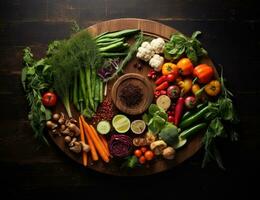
<box><xmin>80</xmin><ymin>116</ymin><xmax>99</xmax><ymax>161</ymax></box>
<box><xmin>81</xmin><ymin>117</ymin><xmax>109</xmax><ymax>163</ymax></box>
<box><xmin>90</xmin><ymin>125</ymin><xmax>110</xmax><ymax>158</ymax></box>
<box><xmin>100</xmin><ymin>135</ymin><xmax>110</xmax><ymax>156</ymax></box>
<box><xmin>79</xmin><ymin>117</ymin><xmax>87</xmax><ymax>167</ymax></box>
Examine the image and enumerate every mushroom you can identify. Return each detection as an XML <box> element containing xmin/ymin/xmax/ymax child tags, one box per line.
<box><xmin>162</xmin><ymin>147</ymin><xmax>176</xmax><ymax>160</ymax></box>
<box><xmin>145</xmin><ymin>131</ymin><xmax>157</xmax><ymax>145</ymax></box>
<box><xmin>46</xmin><ymin>121</ymin><xmax>58</xmax><ymax>130</ymax></box>
<box><xmin>79</xmin><ymin>141</ymin><xmax>90</xmax><ymax>153</ymax></box>
<box><xmin>64</xmin><ymin>136</ymin><xmax>72</xmax><ymax>143</ymax></box>
<box><xmin>60</xmin><ymin>124</ymin><xmax>66</xmax><ymax>131</ymax></box>
<box><xmin>52</xmin><ymin>113</ymin><xmax>60</xmax><ymax>122</ymax></box>
<box><xmin>150</xmin><ymin>140</ymin><xmax>167</xmax><ymax>155</ymax></box>
<box><xmin>133</xmin><ymin>137</ymin><xmax>148</xmax><ymax>146</ymax></box>
<box><xmin>58</xmin><ymin>112</ymin><xmax>65</xmax><ymax>124</ymax></box>
<box><xmin>61</xmin><ymin>128</ymin><xmax>74</xmax><ymax>137</ymax></box>
<box><xmin>69</xmin><ymin>141</ymin><xmax>82</xmax><ymax>153</ymax></box>
<box><xmin>68</xmin><ymin>137</ymin><xmax>77</xmax><ymax>147</ymax></box>
<box><xmin>68</xmin><ymin>123</ymin><xmax>80</xmax><ymax>137</ymax></box>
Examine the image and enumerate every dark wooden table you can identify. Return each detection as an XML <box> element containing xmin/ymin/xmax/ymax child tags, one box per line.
<box><xmin>0</xmin><ymin>0</ymin><xmax>259</xmax><ymax>197</ymax></box>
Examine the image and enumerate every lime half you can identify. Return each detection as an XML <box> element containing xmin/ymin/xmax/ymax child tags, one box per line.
<box><xmin>131</xmin><ymin>120</ymin><xmax>146</xmax><ymax>134</ymax></box>
<box><xmin>112</xmin><ymin>114</ymin><xmax>130</xmax><ymax>133</ymax></box>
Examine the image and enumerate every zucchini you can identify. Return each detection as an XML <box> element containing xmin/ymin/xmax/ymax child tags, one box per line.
<box><xmin>179</xmin><ymin>123</ymin><xmax>207</xmax><ymax>139</ymax></box>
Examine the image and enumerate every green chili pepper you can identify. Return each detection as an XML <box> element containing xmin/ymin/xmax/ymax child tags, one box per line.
<box><xmin>179</xmin><ymin>123</ymin><xmax>207</xmax><ymax>139</ymax></box>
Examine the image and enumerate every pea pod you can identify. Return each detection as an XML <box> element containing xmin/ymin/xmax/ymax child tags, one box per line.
<box><xmin>179</xmin><ymin>123</ymin><xmax>207</xmax><ymax>139</ymax></box>
<box><xmin>179</xmin><ymin>105</ymin><xmax>210</xmax><ymax>129</ymax></box>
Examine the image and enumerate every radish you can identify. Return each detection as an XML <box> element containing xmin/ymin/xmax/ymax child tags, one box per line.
<box><xmin>185</xmin><ymin>96</ymin><xmax>196</xmax><ymax>109</ymax></box>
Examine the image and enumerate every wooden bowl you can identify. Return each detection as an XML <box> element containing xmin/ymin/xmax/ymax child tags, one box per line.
<box><xmin>111</xmin><ymin>73</ymin><xmax>153</xmax><ymax>115</ymax></box>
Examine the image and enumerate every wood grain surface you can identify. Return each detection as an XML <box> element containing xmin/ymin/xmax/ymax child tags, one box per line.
<box><xmin>0</xmin><ymin>0</ymin><xmax>259</xmax><ymax>196</ymax></box>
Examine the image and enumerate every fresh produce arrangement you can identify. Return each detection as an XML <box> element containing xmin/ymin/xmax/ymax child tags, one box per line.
<box><xmin>21</xmin><ymin>24</ymin><xmax>238</xmax><ymax>172</ymax></box>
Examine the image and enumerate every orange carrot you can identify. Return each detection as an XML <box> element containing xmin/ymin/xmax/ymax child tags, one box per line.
<box><xmin>80</xmin><ymin>116</ymin><xmax>99</xmax><ymax>161</ymax></box>
<box><xmin>90</xmin><ymin>125</ymin><xmax>110</xmax><ymax>157</ymax></box>
<box><xmin>79</xmin><ymin>117</ymin><xmax>87</xmax><ymax>167</ymax></box>
<box><xmin>81</xmin><ymin>118</ymin><xmax>109</xmax><ymax>163</ymax></box>
<box><xmin>100</xmin><ymin>135</ymin><xmax>110</xmax><ymax>156</ymax></box>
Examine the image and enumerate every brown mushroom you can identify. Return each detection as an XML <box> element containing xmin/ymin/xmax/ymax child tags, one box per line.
<box><xmin>79</xmin><ymin>141</ymin><xmax>90</xmax><ymax>153</ymax></box>
<box><xmin>46</xmin><ymin>121</ymin><xmax>58</xmax><ymax>130</ymax></box>
<box><xmin>58</xmin><ymin>112</ymin><xmax>65</xmax><ymax>124</ymax></box>
<box><xmin>162</xmin><ymin>147</ymin><xmax>176</xmax><ymax>160</ymax></box>
<box><xmin>68</xmin><ymin>123</ymin><xmax>80</xmax><ymax>137</ymax></box>
<box><xmin>68</xmin><ymin>137</ymin><xmax>77</xmax><ymax>147</ymax></box>
<box><xmin>61</xmin><ymin>128</ymin><xmax>74</xmax><ymax>137</ymax></box>
<box><xmin>64</xmin><ymin>136</ymin><xmax>72</xmax><ymax>143</ymax></box>
<box><xmin>52</xmin><ymin>113</ymin><xmax>60</xmax><ymax>122</ymax></box>
<box><xmin>150</xmin><ymin>140</ymin><xmax>167</xmax><ymax>155</ymax></box>
<box><xmin>69</xmin><ymin>141</ymin><xmax>82</xmax><ymax>153</ymax></box>
<box><xmin>133</xmin><ymin>137</ymin><xmax>148</xmax><ymax>146</ymax></box>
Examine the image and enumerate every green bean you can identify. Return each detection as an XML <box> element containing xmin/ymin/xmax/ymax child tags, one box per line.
<box><xmin>99</xmin><ymin>79</ymin><xmax>103</xmax><ymax>103</ymax></box>
<box><xmin>96</xmin><ymin>37</ymin><xmax>122</xmax><ymax>44</ymax></box>
<box><xmin>100</xmin><ymin>52</ymin><xmax>128</xmax><ymax>57</ymax></box>
<box><xmin>99</xmin><ymin>41</ymin><xmax>124</xmax><ymax>52</ymax></box>
<box><xmin>97</xmin><ymin>38</ymin><xmax>125</xmax><ymax>48</ymax></box>
<box><xmin>98</xmin><ymin>29</ymin><xmax>140</xmax><ymax>39</ymax></box>
<box><xmin>94</xmin><ymin>31</ymin><xmax>109</xmax><ymax>40</ymax></box>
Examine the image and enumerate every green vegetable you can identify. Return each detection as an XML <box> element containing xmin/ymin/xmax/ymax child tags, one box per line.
<box><xmin>164</xmin><ymin>31</ymin><xmax>207</xmax><ymax>64</ymax></box>
<box><xmin>179</xmin><ymin>123</ymin><xmax>207</xmax><ymax>139</ymax></box>
<box><xmin>97</xmin><ymin>121</ymin><xmax>111</xmax><ymax>135</ymax></box>
<box><xmin>98</xmin><ymin>29</ymin><xmax>140</xmax><ymax>39</ymax></box>
<box><xmin>202</xmin><ymin>67</ymin><xmax>238</xmax><ymax>169</ymax></box>
<box><xmin>99</xmin><ymin>41</ymin><xmax>125</xmax><ymax>52</ymax></box>
<box><xmin>121</xmin><ymin>155</ymin><xmax>139</xmax><ymax>169</ymax></box>
<box><xmin>173</xmin><ymin>137</ymin><xmax>187</xmax><ymax>149</ymax></box>
<box><xmin>100</xmin><ymin>52</ymin><xmax>128</xmax><ymax>57</ymax></box>
<box><xmin>21</xmin><ymin>47</ymin><xmax>52</xmax><ymax>144</ymax></box>
<box><xmin>48</xmin><ymin>31</ymin><xmax>101</xmax><ymax>118</ymax></box>
<box><xmin>179</xmin><ymin>105</ymin><xmax>210</xmax><ymax>130</ymax></box>
<box><xmin>181</xmin><ymin>103</ymin><xmax>207</xmax><ymax>121</ymax></box>
<box><xmin>148</xmin><ymin>115</ymin><xmax>166</xmax><ymax>134</ymax></box>
<box><xmin>102</xmin><ymin>33</ymin><xmax>144</xmax><ymax>82</ymax></box>
<box><xmin>159</xmin><ymin>123</ymin><xmax>179</xmax><ymax>146</ymax></box>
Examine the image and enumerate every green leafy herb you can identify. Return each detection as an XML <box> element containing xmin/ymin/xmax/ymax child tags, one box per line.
<box><xmin>21</xmin><ymin>47</ymin><xmax>53</xmax><ymax>144</ymax></box>
<box><xmin>48</xmin><ymin>31</ymin><xmax>102</xmax><ymax>118</ymax></box>
<box><xmin>202</xmin><ymin>67</ymin><xmax>238</xmax><ymax>169</ymax></box>
<box><xmin>164</xmin><ymin>31</ymin><xmax>207</xmax><ymax>64</ymax></box>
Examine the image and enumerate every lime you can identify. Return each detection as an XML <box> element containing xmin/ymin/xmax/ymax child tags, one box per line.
<box><xmin>131</xmin><ymin>120</ymin><xmax>146</xmax><ymax>134</ymax></box>
<box><xmin>112</xmin><ymin>114</ymin><xmax>130</xmax><ymax>133</ymax></box>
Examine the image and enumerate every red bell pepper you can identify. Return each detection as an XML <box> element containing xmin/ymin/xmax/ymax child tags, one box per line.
<box><xmin>193</xmin><ymin>64</ymin><xmax>214</xmax><ymax>84</ymax></box>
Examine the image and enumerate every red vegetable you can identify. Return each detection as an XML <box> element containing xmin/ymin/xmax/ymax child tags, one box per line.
<box><xmin>109</xmin><ymin>134</ymin><xmax>132</xmax><ymax>158</ymax></box>
<box><xmin>42</xmin><ymin>92</ymin><xmax>57</xmax><ymax>107</ymax></box>
<box><xmin>185</xmin><ymin>96</ymin><xmax>197</xmax><ymax>109</ymax></box>
<box><xmin>167</xmin><ymin>85</ymin><xmax>180</xmax><ymax>99</ymax></box>
<box><xmin>193</xmin><ymin>64</ymin><xmax>214</xmax><ymax>84</ymax></box>
<box><xmin>166</xmin><ymin>74</ymin><xmax>176</xmax><ymax>82</ymax></box>
<box><xmin>155</xmin><ymin>81</ymin><xmax>169</xmax><ymax>91</ymax></box>
<box><xmin>168</xmin><ymin>115</ymin><xmax>175</xmax><ymax>123</ymax></box>
<box><xmin>160</xmin><ymin>90</ymin><xmax>167</xmax><ymax>95</ymax></box>
<box><xmin>174</xmin><ymin>97</ymin><xmax>185</xmax><ymax>126</ymax></box>
<box><xmin>155</xmin><ymin>75</ymin><xmax>167</xmax><ymax>85</ymax></box>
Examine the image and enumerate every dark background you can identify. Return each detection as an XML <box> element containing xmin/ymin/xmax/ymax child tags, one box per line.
<box><xmin>0</xmin><ymin>0</ymin><xmax>259</xmax><ymax>197</ymax></box>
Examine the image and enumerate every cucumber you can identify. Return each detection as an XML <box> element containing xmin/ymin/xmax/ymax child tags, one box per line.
<box><xmin>173</xmin><ymin>136</ymin><xmax>187</xmax><ymax>149</ymax></box>
<box><xmin>97</xmin><ymin>120</ymin><xmax>111</xmax><ymax>135</ymax></box>
<box><xmin>179</xmin><ymin>123</ymin><xmax>207</xmax><ymax>139</ymax></box>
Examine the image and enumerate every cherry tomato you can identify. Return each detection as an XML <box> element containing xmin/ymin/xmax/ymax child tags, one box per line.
<box><xmin>168</xmin><ymin>115</ymin><xmax>175</xmax><ymax>123</ymax></box>
<box><xmin>134</xmin><ymin>149</ymin><xmax>142</xmax><ymax>158</ymax></box>
<box><xmin>139</xmin><ymin>156</ymin><xmax>146</xmax><ymax>164</ymax></box>
<box><xmin>144</xmin><ymin>150</ymin><xmax>154</xmax><ymax>161</ymax></box>
<box><xmin>42</xmin><ymin>92</ymin><xmax>57</xmax><ymax>107</ymax></box>
<box><xmin>140</xmin><ymin>147</ymin><xmax>147</xmax><ymax>153</ymax></box>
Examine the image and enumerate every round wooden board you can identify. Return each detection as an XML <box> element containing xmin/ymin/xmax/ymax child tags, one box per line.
<box><xmin>49</xmin><ymin>18</ymin><xmax>216</xmax><ymax>176</ymax></box>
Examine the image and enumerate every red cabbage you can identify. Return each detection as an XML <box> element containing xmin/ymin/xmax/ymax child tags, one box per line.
<box><xmin>109</xmin><ymin>134</ymin><xmax>132</xmax><ymax>158</ymax></box>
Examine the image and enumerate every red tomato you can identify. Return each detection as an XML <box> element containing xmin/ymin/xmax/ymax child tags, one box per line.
<box><xmin>140</xmin><ymin>147</ymin><xmax>147</xmax><ymax>153</ymax></box>
<box><xmin>144</xmin><ymin>151</ymin><xmax>154</xmax><ymax>161</ymax></box>
<box><xmin>139</xmin><ymin>156</ymin><xmax>146</xmax><ymax>164</ymax></box>
<box><xmin>42</xmin><ymin>92</ymin><xmax>57</xmax><ymax>107</ymax></box>
<box><xmin>134</xmin><ymin>149</ymin><xmax>142</xmax><ymax>157</ymax></box>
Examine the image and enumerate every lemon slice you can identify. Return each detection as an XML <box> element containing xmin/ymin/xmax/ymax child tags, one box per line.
<box><xmin>112</xmin><ymin>114</ymin><xmax>130</xmax><ymax>133</ymax></box>
<box><xmin>131</xmin><ymin>120</ymin><xmax>146</xmax><ymax>134</ymax></box>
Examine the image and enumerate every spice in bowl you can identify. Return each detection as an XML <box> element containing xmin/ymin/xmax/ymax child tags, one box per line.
<box><xmin>119</xmin><ymin>83</ymin><xmax>143</xmax><ymax>107</ymax></box>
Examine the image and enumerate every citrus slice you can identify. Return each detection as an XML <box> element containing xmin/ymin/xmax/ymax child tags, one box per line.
<box><xmin>112</xmin><ymin>114</ymin><xmax>130</xmax><ymax>133</ymax></box>
<box><xmin>131</xmin><ymin>120</ymin><xmax>146</xmax><ymax>134</ymax></box>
